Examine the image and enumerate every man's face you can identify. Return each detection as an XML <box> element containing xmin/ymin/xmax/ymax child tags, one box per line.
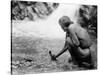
<box><xmin>61</xmin><ymin>25</ymin><xmax>68</xmax><ymax>32</ymax></box>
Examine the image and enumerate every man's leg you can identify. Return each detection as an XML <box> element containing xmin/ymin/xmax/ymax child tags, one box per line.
<box><xmin>89</xmin><ymin>44</ymin><xmax>97</xmax><ymax>69</ymax></box>
<box><xmin>77</xmin><ymin>47</ymin><xmax>95</xmax><ymax>69</ymax></box>
<box><xmin>77</xmin><ymin>47</ymin><xmax>90</xmax><ymax>58</ymax></box>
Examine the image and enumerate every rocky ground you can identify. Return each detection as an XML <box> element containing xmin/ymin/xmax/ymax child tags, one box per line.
<box><xmin>11</xmin><ymin>33</ymin><xmax>97</xmax><ymax>75</ymax></box>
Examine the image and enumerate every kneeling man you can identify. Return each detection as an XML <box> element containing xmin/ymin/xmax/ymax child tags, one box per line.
<box><xmin>49</xmin><ymin>16</ymin><xmax>94</xmax><ymax>69</ymax></box>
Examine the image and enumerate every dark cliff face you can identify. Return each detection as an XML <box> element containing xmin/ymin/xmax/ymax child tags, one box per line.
<box><xmin>11</xmin><ymin>0</ymin><xmax>59</xmax><ymax>21</ymax></box>
<box><xmin>77</xmin><ymin>5</ymin><xmax>97</xmax><ymax>35</ymax></box>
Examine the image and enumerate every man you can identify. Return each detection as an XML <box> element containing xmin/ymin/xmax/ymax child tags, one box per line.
<box><xmin>49</xmin><ymin>16</ymin><xmax>94</xmax><ymax>69</ymax></box>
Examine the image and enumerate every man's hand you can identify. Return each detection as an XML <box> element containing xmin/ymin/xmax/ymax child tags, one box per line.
<box><xmin>49</xmin><ymin>51</ymin><xmax>57</xmax><ymax>61</ymax></box>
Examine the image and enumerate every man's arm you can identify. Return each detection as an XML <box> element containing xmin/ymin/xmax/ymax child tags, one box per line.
<box><xmin>49</xmin><ymin>41</ymin><xmax>68</xmax><ymax>61</ymax></box>
<box><xmin>49</xmin><ymin>35</ymin><xmax>69</xmax><ymax>61</ymax></box>
<box><xmin>68</xmin><ymin>29</ymin><xmax>80</xmax><ymax>46</ymax></box>
<box><xmin>55</xmin><ymin>40</ymin><xmax>68</xmax><ymax>58</ymax></box>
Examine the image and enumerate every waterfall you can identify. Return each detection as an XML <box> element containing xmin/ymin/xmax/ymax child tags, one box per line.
<box><xmin>12</xmin><ymin>3</ymin><xmax>80</xmax><ymax>39</ymax></box>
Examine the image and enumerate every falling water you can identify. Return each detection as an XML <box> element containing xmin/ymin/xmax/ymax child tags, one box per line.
<box><xmin>12</xmin><ymin>3</ymin><xmax>80</xmax><ymax>39</ymax></box>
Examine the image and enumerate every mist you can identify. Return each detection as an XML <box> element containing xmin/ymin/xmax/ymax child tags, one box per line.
<box><xmin>12</xmin><ymin>3</ymin><xmax>80</xmax><ymax>39</ymax></box>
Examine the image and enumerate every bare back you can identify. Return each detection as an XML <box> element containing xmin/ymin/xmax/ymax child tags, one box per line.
<box><xmin>69</xmin><ymin>24</ymin><xmax>92</xmax><ymax>49</ymax></box>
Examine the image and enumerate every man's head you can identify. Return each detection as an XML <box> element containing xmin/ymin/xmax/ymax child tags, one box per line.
<box><xmin>59</xmin><ymin>16</ymin><xmax>73</xmax><ymax>31</ymax></box>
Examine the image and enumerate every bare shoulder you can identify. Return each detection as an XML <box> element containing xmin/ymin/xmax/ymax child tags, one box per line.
<box><xmin>69</xmin><ymin>23</ymin><xmax>88</xmax><ymax>37</ymax></box>
<box><xmin>68</xmin><ymin>24</ymin><xmax>75</xmax><ymax>30</ymax></box>
<box><xmin>68</xmin><ymin>23</ymin><xmax>79</xmax><ymax>31</ymax></box>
